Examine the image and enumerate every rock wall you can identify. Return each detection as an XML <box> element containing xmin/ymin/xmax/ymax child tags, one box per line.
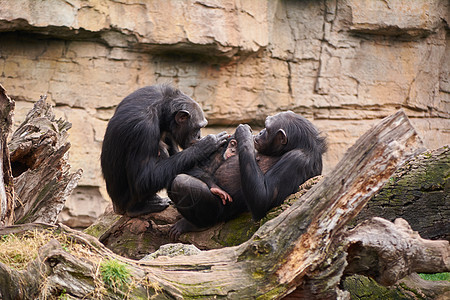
<box><xmin>0</xmin><ymin>0</ymin><xmax>448</xmax><ymax>227</ymax></box>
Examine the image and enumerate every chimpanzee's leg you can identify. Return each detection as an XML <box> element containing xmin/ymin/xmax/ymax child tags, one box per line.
<box><xmin>168</xmin><ymin>174</ymin><xmax>224</xmax><ymax>239</ymax></box>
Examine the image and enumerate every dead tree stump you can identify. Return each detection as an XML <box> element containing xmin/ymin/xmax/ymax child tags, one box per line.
<box><xmin>0</xmin><ymin>86</ymin><xmax>82</xmax><ymax>226</ymax></box>
<box><xmin>0</xmin><ymin>84</ymin><xmax>14</xmax><ymax>227</ymax></box>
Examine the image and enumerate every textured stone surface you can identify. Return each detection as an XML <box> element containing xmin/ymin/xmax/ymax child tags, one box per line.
<box><xmin>0</xmin><ymin>0</ymin><xmax>448</xmax><ymax>227</ymax></box>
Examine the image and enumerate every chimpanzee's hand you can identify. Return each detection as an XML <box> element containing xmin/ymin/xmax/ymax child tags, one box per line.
<box><xmin>210</xmin><ymin>187</ymin><xmax>233</xmax><ymax>205</ymax></box>
<box><xmin>235</xmin><ymin>124</ymin><xmax>252</xmax><ymax>141</ymax></box>
<box><xmin>195</xmin><ymin>131</ymin><xmax>229</xmax><ymax>155</ymax></box>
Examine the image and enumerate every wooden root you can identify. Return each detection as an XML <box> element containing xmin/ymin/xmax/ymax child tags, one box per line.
<box><xmin>345</xmin><ymin>217</ymin><xmax>450</xmax><ymax>286</ymax></box>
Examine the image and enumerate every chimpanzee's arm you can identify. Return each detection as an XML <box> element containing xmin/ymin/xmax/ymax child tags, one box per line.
<box><xmin>235</xmin><ymin>124</ymin><xmax>308</xmax><ymax>220</ymax></box>
<box><xmin>185</xmin><ymin>146</ymin><xmax>227</xmax><ymax>188</ymax></box>
<box><xmin>129</xmin><ymin>129</ymin><xmax>229</xmax><ymax>197</ymax></box>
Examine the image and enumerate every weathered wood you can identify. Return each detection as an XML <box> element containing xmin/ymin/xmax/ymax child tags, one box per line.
<box><xmin>0</xmin><ymin>223</ymin><xmax>151</xmax><ymax>299</ymax></box>
<box><xmin>93</xmin><ymin>176</ymin><xmax>323</xmax><ymax>259</ymax></box>
<box><xmin>2</xmin><ymin>110</ymin><xmax>446</xmax><ymax>300</ymax></box>
<box><xmin>353</xmin><ymin>146</ymin><xmax>449</xmax><ymax>240</ymax></box>
<box><xmin>0</xmin><ymin>84</ymin><xmax>15</xmax><ymax>227</ymax></box>
<box><xmin>91</xmin><ymin>110</ymin><xmax>426</xmax><ymax>298</ymax></box>
<box><xmin>343</xmin><ymin>273</ymin><xmax>450</xmax><ymax>300</ymax></box>
<box><xmin>1</xmin><ymin>219</ymin><xmax>448</xmax><ymax>298</ymax></box>
<box><xmin>344</xmin><ymin>217</ymin><xmax>449</xmax><ymax>285</ymax></box>
<box><xmin>96</xmin><ymin>144</ymin><xmax>450</xmax><ymax>260</ymax></box>
<box><xmin>9</xmin><ymin>96</ymin><xmax>82</xmax><ymax>224</ymax></box>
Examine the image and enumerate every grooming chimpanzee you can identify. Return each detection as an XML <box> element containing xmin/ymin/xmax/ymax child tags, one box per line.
<box><xmin>101</xmin><ymin>84</ymin><xmax>229</xmax><ymax>217</ymax></box>
<box><xmin>168</xmin><ymin>111</ymin><xmax>326</xmax><ymax>239</ymax></box>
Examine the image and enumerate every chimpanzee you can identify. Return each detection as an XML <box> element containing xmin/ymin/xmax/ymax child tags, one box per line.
<box><xmin>100</xmin><ymin>84</ymin><xmax>229</xmax><ymax>217</ymax></box>
<box><xmin>168</xmin><ymin>111</ymin><xmax>326</xmax><ymax>239</ymax></box>
<box><xmin>185</xmin><ymin>136</ymin><xmax>238</xmax><ymax>205</ymax></box>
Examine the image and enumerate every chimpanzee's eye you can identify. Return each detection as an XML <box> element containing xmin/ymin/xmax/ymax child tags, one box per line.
<box><xmin>258</xmin><ymin>129</ymin><xmax>266</xmax><ymax>136</ymax></box>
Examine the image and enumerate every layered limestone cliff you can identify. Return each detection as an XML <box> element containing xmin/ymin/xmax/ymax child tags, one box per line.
<box><xmin>0</xmin><ymin>0</ymin><xmax>448</xmax><ymax>227</ymax></box>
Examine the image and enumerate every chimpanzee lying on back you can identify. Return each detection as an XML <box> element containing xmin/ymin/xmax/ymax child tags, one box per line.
<box><xmin>168</xmin><ymin>111</ymin><xmax>326</xmax><ymax>239</ymax></box>
<box><xmin>186</xmin><ymin>135</ymin><xmax>282</xmax><ymax>205</ymax></box>
<box><xmin>185</xmin><ymin>136</ymin><xmax>238</xmax><ymax>205</ymax></box>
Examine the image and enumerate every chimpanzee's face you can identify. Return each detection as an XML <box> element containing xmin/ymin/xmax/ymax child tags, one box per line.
<box><xmin>254</xmin><ymin>114</ymin><xmax>287</xmax><ymax>156</ymax></box>
<box><xmin>254</xmin><ymin>127</ymin><xmax>270</xmax><ymax>153</ymax></box>
<box><xmin>177</xmin><ymin>123</ymin><xmax>202</xmax><ymax>149</ymax></box>
<box><xmin>172</xmin><ymin>102</ymin><xmax>207</xmax><ymax>149</ymax></box>
<box><xmin>223</xmin><ymin>138</ymin><xmax>237</xmax><ymax>159</ymax></box>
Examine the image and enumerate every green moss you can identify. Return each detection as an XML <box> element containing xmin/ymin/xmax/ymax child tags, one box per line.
<box><xmin>100</xmin><ymin>259</ymin><xmax>131</xmax><ymax>292</ymax></box>
<box><xmin>252</xmin><ymin>266</ymin><xmax>268</xmax><ymax>280</ymax></box>
<box><xmin>398</xmin><ymin>282</ymin><xmax>426</xmax><ymax>299</ymax></box>
<box><xmin>82</xmin><ymin>225</ymin><xmax>103</xmax><ymax>239</ymax></box>
<box><xmin>58</xmin><ymin>289</ymin><xmax>70</xmax><ymax>300</ymax></box>
<box><xmin>214</xmin><ymin>213</ymin><xmax>260</xmax><ymax>247</ymax></box>
<box><xmin>354</xmin><ymin>148</ymin><xmax>450</xmax><ymax>228</ymax></box>
<box><xmin>256</xmin><ymin>285</ymin><xmax>287</xmax><ymax>299</ymax></box>
<box><xmin>181</xmin><ymin>286</ymin><xmax>228</xmax><ymax>299</ymax></box>
<box><xmin>418</xmin><ymin>272</ymin><xmax>450</xmax><ymax>281</ymax></box>
<box><xmin>84</xmin><ymin>215</ymin><xmax>122</xmax><ymax>239</ymax></box>
<box><xmin>343</xmin><ymin>275</ymin><xmax>412</xmax><ymax>300</ymax></box>
<box><xmin>114</xmin><ymin>238</ymin><xmax>141</xmax><ymax>258</ymax></box>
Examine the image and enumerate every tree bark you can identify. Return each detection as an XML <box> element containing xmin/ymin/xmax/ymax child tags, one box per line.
<box><xmin>0</xmin><ymin>84</ymin><xmax>15</xmax><ymax>227</ymax></box>
<box><xmin>344</xmin><ymin>217</ymin><xmax>449</xmax><ymax>285</ymax></box>
<box><xmin>8</xmin><ymin>95</ymin><xmax>82</xmax><ymax>224</ymax></box>
<box><xmin>2</xmin><ymin>110</ymin><xmax>447</xmax><ymax>300</ymax></box>
<box><xmin>93</xmin><ymin>176</ymin><xmax>323</xmax><ymax>259</ymax></box>
<box><xmin>342</xmin><ymin>273</ymin><xmax>450</xmax><ymax>300</ymax></box>
<box><xmin>95</xmin><ymin>145</ymin><xmax>449</xmax><ymax>259</ymax></box>
<box><xmin>353</xmin><ymin>145</ymin><xmax>449</xmax><ymax>241</ymax></box>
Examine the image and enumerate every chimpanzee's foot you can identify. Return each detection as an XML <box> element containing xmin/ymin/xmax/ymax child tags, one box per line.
<box><xmin>112</xmin><ymin>203</ymin><xmax>126</xmax><ymax>215</ymax></box>
<box><xmin>125</xmin><ymin>195</ymin><xmax>171</xmax><ymax>217</ymax></box>
<box><xmin>169</xmin><ymin>218</ymin><xmax>207</xmax><ymax>241</ymax></box>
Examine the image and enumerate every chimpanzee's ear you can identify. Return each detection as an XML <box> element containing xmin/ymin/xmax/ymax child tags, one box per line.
<box><xmin>175</xmin><ymin>110</ymin><xmax>190</xmax><ymax>125</ymax></box>
<box><xmin>276</xmin><ymin>129</ymin><xmax>288</xmax><ymax>145</ymax></box>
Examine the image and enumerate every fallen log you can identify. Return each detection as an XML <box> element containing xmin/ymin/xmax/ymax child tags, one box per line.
<box><xmin>93</xmin><ymin>145</ymin><xmax>449</xmax><ymax>258</ymax></box>
<box><xmin>353</xmin><ymin>145</ymin><xmax>449</xmax><ymax>241</ymax></box>
<box><xmin>2</xmin><ymin>110</ymin><xmax>447</xmax><ymax>300</ymax></box>
<box><xmin>92</xmin><ymin>176</ymin><xmax>323</xmax><ymax>258</ymax></box>
<box><xmin>1</xmin><ymin>215</ymin><xmax>448</xmax><ymax>299</ymax></box>
<box><xmin>343</xmin><ymin>273</ymin><xmax>450</xmax><ymax>300</ymax></box>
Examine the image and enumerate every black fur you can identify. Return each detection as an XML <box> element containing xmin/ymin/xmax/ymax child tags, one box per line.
<box><xmin>101</xmin><ymin>84</ymin><xmax>228</xmax><ymax>216</ymax></box>
<box><xmin>239</xmin><ymin>111</ymin><xmax>326</xmax><ymax>220</ymax></box>
<box><xmin>168</xmin><ymin>111</ymin><xmax>326</xmax><ymax>237</ymax></box>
